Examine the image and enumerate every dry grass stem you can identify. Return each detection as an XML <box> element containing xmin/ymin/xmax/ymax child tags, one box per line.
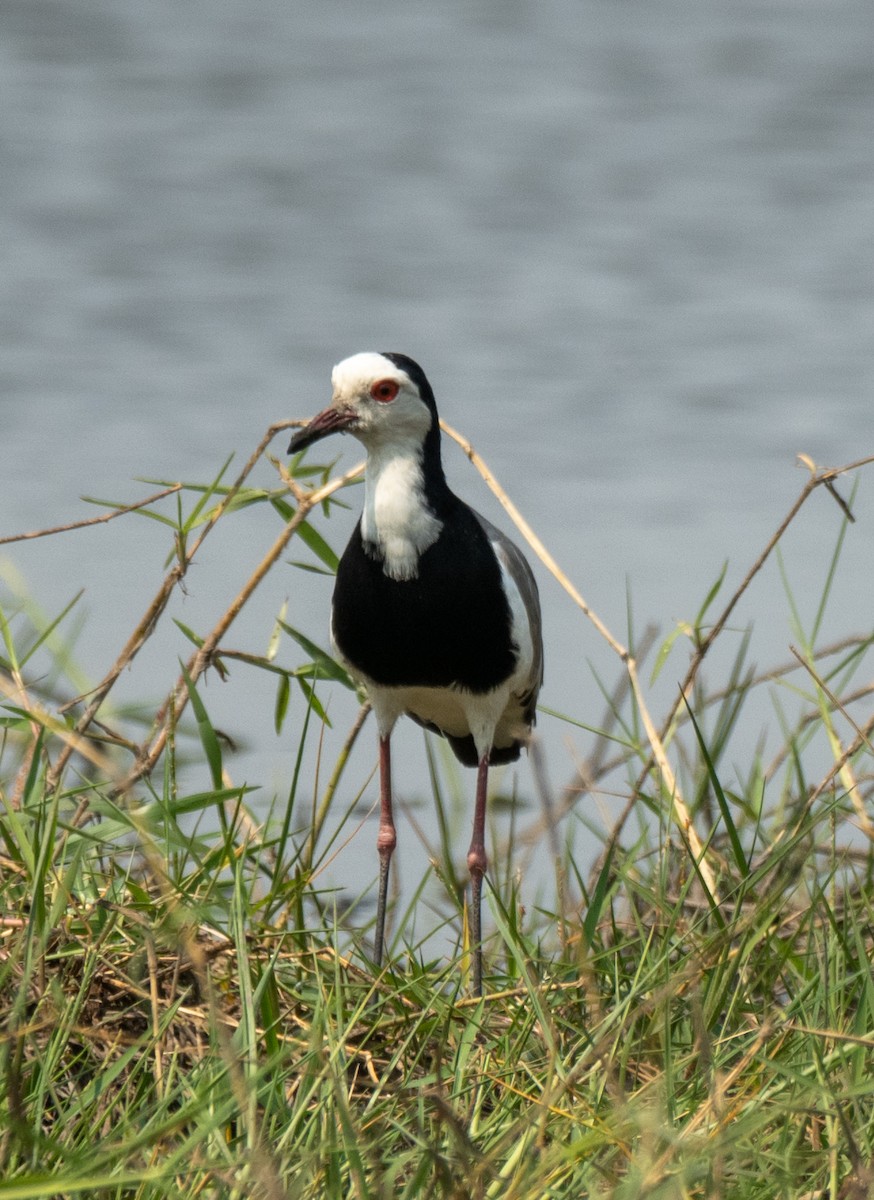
<box><xmin>45</xmin><ymin>422</ymin><xmax>299</xmax><ymax>793</ymax></box>
<box><xmin>117</xmin><ymin>457</ymin><xmax>365</xmax><ymax>795</ymax></box>
<box><xmin>0</xmin><ymin>484</ymin><xmax>184</xmax><ymax>546</ymax></box>
<box><xmin>440</xmin><ymin>419</ymin><xmax>721</xmax><ymax>902</ymax></box>
<box><xmin>789</xmin><ymin>645</ymin><xmax>874</xmax><ymax>841</ymax></box>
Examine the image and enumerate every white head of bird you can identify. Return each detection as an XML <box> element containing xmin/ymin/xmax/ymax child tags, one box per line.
<box><xmin>294</xmin><ymin>351</ymin><xmax>436</xmax><ymax>455</ymax></box>
<box><xmin>291</xmin><ymin>352</ymin><xmax>443</xmax><ymax>582</ymax></box>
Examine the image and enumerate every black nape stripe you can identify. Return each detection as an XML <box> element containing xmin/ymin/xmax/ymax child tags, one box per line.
<box><xmin>379</xmin><ymin>352</ymin><xmax>448</xmax><ymax>511</ymax></box>
<box><xmin>379</xmin><ymin>352</ymin><xmax>436</xmax><ymax>417</ymax></box>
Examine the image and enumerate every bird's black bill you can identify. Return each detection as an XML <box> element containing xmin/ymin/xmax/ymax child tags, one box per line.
<box><xmin>288</xmin><ymin>405</ymin><xmax>357</xmax><ymax>453</ymax></box>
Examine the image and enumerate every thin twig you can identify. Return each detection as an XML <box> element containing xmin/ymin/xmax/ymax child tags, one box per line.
<box><xmin>623</xmin><ymin>455</ymin><xmax>864</xmax><ymax>833</ymax></box>
<box><xmin>0</xmin><ymin>485</ymin><xmax>184</xmax><ymax>546</ymax></box>
<box><xmin>788</xmin><ymin>644</ymin><xmax>874</xmax><ymax>841</ymax></box>
<box><xmin>439</xmin><ymin>419</ymin><xmax>721</xmax><ymax>904</ymax></box>
<box><xmin>45</xmin><ymin>422</ymin><xmax>298</xmax><ymax>795</ymax></box>
<box><xmin>762</xmin><ymin>680</ymin><xmax>874</xmax><ymax>784</ymax></box>
<box><xmin>113</xmin><ymin>459</ymin><xmax>364</xmax><ymax>796</ymax></box>
<box><xmin>0</xmin><ymin>673</ymin><xmax>119</xmax><ymax>779</ymax></box>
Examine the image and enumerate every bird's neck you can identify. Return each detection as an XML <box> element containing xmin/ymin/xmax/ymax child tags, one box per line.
<box><xmin>361</xmin><ymin>436</ymin><xmax>449</xmax><ymax>582</ymax></box>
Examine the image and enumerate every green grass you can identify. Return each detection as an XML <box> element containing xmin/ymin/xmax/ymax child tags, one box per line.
<box><xmin>2</xmin><ymin>434</ymin><xmax>874</xmax><ymax>1198</ymax></box>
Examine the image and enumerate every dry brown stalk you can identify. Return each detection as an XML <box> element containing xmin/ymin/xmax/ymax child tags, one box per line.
<box><xmin>0</xmin><ymin>672</ymin><xmax>119</xmax><ymax>778</ymax></box>
<box><xmin>112</xmin><ymin>456</ymin><xmax>365</xmax><ymax>797</ymax></box>
<box><xmin>39</xmin><ymin>421</ymin><xmax>307</xmax><ymax>801</ymax></box>
<box><xmin>647</xmin><ymin>455</ymin><xmax>874</xmax><ymax>775</ymax></box>
<box><xmin>43</xmin><ymin>423</ymin><xmax>299</xmax><ymax>795</ymax></box>
<box><xmin>788</xmin><ymin>644</ymin><xmax>874</xmax><ymax>841</ymax></box>
<box><xmin>0</xmin><ymin>485</ymin><xmax>184</xmax><ymax>546</ymax></box>
<box><xmin>439</xmin><ymin>419</ymin><xmax>721</xmax><ymax>904</ymax></box>
<box><xmin>616</xmin><ymin>453</ymin><xmax>874</xmax><ymax>845</ymax></box>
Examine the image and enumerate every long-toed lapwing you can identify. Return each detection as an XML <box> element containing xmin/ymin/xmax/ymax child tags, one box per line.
<box><xmin>289</xmin><ymin>351</ymin><xmax>543</xmax><ymax>995</ymax></box>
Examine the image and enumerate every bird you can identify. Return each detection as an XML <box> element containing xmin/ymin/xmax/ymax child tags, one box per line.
<box><xmin>289</xmin><ymin>352</ymin><xmax>543</xmax><ymax>995</ymax></box>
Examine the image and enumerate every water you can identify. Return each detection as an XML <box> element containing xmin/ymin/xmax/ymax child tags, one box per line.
<box><xmin>3</xmin><ymin>0</ymin><xmax>874</xmax><ymax>934</ymax></box>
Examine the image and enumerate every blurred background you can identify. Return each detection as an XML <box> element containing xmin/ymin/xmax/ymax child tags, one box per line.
<box><xmin>3</xmin><ymin>0</ymin><xmax>874</xmax><ymax>926</ymax></box>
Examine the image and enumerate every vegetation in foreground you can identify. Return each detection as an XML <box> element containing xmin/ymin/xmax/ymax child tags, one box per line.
<box><xmin>1</xmin><ymin>428</ymin><xmax>874</xmax><ymax>1199</ymax></box>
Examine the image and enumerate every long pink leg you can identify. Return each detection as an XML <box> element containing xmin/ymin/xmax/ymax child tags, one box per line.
<box><xmin>466</xmin><ymin>751</ymin><xmax>490</xmax><ymax>996</ymax></box>
<box><xmin>373</xmin><ymin>734</ymin><xmax>396</xmax><ymax>967</ymax></box>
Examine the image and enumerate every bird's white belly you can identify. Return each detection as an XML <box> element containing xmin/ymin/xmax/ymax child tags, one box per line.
<box><xmin>392</xmin><ymin>685</ymin><xmax>478</xmax><ymax>738</ymax></box>
<box><xmin>359</xmin><ymin>674</ymin><xmax>523</xmax><ymax>756</ymax></box>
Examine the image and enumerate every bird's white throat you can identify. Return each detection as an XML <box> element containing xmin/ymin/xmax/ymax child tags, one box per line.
<box><xmin>361</xmin><ymin>445</ymin><xmax>442</xmax><ymax>581</ymax></box>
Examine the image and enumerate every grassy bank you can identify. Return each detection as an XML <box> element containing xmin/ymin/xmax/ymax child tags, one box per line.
<box><xmin>1</xmin><ymin>429</ymin><xmax>874</xmax><ymax>1198</ymax></box>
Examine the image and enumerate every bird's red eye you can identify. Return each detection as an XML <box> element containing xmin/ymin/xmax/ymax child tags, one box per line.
<box><xmin>370</xmin><ymin>378</ymin><xmax>400</xmax><ymax>403</ymax></box>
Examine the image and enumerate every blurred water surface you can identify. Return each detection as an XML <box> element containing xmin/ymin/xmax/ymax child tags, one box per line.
<box><xmin>3</xmin><ymin>1</ymin><xmax>874</xmax><ymax>933</ymax></box>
